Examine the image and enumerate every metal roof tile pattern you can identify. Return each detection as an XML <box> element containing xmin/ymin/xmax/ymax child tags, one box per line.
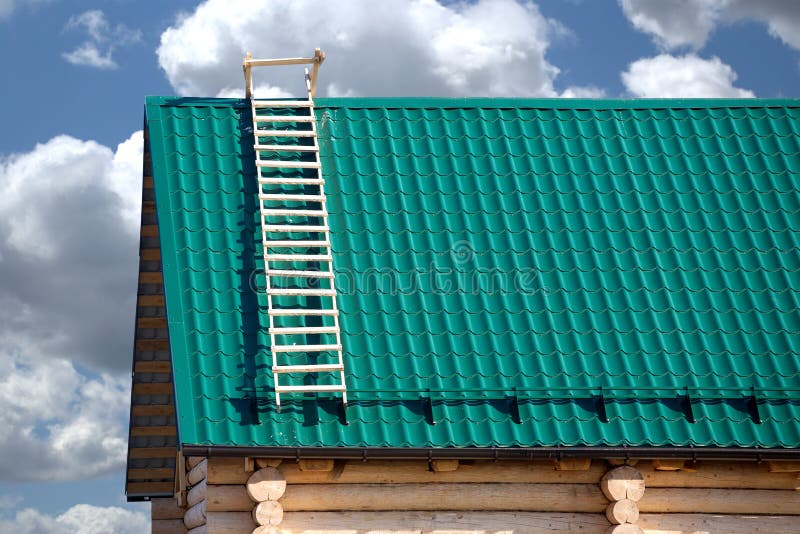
<box><xmin>145</xmin><ymin>96</ymin><xmax>800</xmax><ymax>450</ymax></box>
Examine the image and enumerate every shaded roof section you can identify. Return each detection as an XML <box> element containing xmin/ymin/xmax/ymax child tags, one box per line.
<box><xmin>145</xmin><ymin>96</ymin><xmax>800</xmax><ymax>450</ymax></box>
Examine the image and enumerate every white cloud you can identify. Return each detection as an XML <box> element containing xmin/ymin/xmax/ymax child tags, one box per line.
<box><xmin>621</xmin><ymin>54</ymin><xmax>755</xmax><ymax>98</ymax></box>
<box><xmin>63</xmin><ymin>10</ymin><xmax>142</xmax><ymax>69</ymax></box>
<box><xmin>0</xmin><ymin>0</ymin><xmax>13</xmax><ymax>18</ymax></box>
<box><xmin>157</xmin><ymin>0</ymin><xmax>570</xmax><ymax>98</ymax></box>
<box><xmin>0</xmin><ymin>355</ymin><xmax>130</xmax><ymax>481</ymax></box>
<box><xmin>560</xmin><ymin>85</ymin><xmax>607</xmax><ymax>98</ymax></box>
<box><xmin>0</xmin><ymin>132</ymin><xmax>142</xmax><ymax>371</ymax></box>
<box><xmin>0</xmin><ymin>504</ymin><xmax>148</xmax><ymax>534</ymax></box>
<box><xmin>619</xmin><ymin>0</ymin><xmax>800</xmax><ymax>50</ymax></box>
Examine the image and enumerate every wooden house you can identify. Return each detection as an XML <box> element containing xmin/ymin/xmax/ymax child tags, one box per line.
<box><xmin>125</xmin><ymin>54</ymin><xmax>800</xmax><ymax>533</ymax></box>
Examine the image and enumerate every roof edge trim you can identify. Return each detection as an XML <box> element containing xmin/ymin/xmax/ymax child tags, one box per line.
<box><xmin>181</xmin><ymin>445</ymin><xmax>800</xmax><ymax>462</ymax></box>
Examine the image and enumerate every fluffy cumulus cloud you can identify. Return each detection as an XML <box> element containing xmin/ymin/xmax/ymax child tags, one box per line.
<box><xmin>0</xmin><ymin>355</ymin><xmax>130</xmax><ymax>480</ymax></box>
<box><xmin>0</xmin><ymin>504</ymin><xmax>148</xmax><ymax>534</ymax></box>
<box><xmin>621</xmin><ymin>54</ymin><xmax>755</xmax><ymax>98</ymax></box>
<box><xmin>158</xmin><ymin>0</ymin><xmax>589</xmax><ymax>98</ymax></box>
<box><xmin>63</xmin><ymin>10</ymin><xmax>142</xmax><ymax>69</ymax></box>
<box><xmin>619</xmin><ymin>0</ymin><xmax>800</xmax><ymax>50</ymax></box>
<box><xmin>0</xmin><ymin>132</ymin><xmax>142</xmax><ymax>372</ymax></box>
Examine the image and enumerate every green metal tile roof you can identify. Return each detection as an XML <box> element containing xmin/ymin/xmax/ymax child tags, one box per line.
<box><xmin>145</xmin><ymin>96</ymin><xmax>800</xmax><ymax>450</ymax></box>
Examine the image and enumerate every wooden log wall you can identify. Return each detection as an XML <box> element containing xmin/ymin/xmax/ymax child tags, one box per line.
<box><xmin>182</xmin><ymin>457</ymin><xmax>800</xmax><ymax>534</ymax></box>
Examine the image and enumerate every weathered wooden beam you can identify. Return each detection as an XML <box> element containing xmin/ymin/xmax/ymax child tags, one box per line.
<box><xmin>276</xmin><ymin>511</ymin><xmax>610</xmax><ymax>533</ymax></box>
<box><xmin>639</xmin><ymin>513</ymin><xmax>800</xmax><ymax>533</ymax></box>
<box><xmin>639</xmin><ymin>487</ymin><xmax>800</xmax><ymax>514</ymax></box>
<box><xmin>151</xmin><ymin>497</ymin><xmax>184</xmax><ymax>520</ymax></box>
<box><xmin>555</xmin><ymin>458</ymin><xmax>592</xmax><ymax>471</ymax></box>
<box><xmin>138</xmin><ymin>294</ymin><xmax>165</xmax><ymax>307</ymax></box>
<box><xmin>131</xmin><ymin>404</ymin><xmax>174</xmax><ymax>417</ymax></box>
<box><xmin>189</xmin><ymin>483</ymin><xmax>254</xmax><ymax>512</ymax></box>
<box><xmin>139</xmin><ymin>271</ymin><xmax>163</xmax><ymax>284</ymax></box>
<box><xmin>205</xmin><ymin>512</ymin><xmax>255</xmax><ymax>534</ymax></box>
<box><xmin>132</xmin><ymin>382</ymin><xmax>173</xmax><ymax>395</ymax></box>
<box><xmin>188</xmin><ymin>459</ymin><xmax>208</xmax><ymax>486</ymax></box>
<box><xmin>430</xmin><ymin>459</ymin><xmax>459</xmax><ymax>472</ymax></box>
<box><xmin>152</xmin><ymin>519</ymin><xmax>186</xmax><ymax>534</ymax></box>
<box><xmin>767</xmin><ymin>461</ymin><xmax>800</xmax><ymax>473</ymax></box>
<box><xmin>141</xmin><ymin>224</ymin><xmax>159</xmax><ymax>237</ymax></box>
<box><xmin>279</xmin><ymin>483</ymin><xmax>607</xmax><ymax>512</ymax></box>
<box><xmin>138</xmin><ymin>316</ymin><xmax>167</xmax><ymax>329</ymax></box>
<box><xmin>135</xmin><ymin>339</ymin><xmax>170</xmax><ymax>351</ymax></box>
<box><xmin>651</xmin><ymin>459</ymin><xmax>684</xmax><ymax>471</ymax></box>
<box><xmin>129</xmin><ymin>446</ymin><xmax>175</xmax><ymax>459</ymax></box>
<box><xmin>134</xmin><ymin>360</ymin><xmax>171</xmax><ymax>373</ymax></box>
<box><xmin>130</xmin><ymin>425</ymin><xmax>176</xmax><ymax>437</ymax></box>
<box><xmin>126</xmin><ymin>481</ymin><xmax>173</xmax><ymax>494</ymax></box>
<box><xmin>140</xmin><ymin>248</ymin><xmax>161</xmax><ymax>261</ymax></box>
<box><xmin>298</xmin><ymin>459</ymin><xmax>334</xmax><ymax>472</ymax></box>
<box><xmin>128</xmin><ymin>467</ymin><xmax>174</xmax><ymax>480</ymax></box>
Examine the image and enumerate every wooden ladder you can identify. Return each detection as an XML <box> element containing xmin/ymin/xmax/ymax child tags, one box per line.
<box><xmin>245</xmin><ymin>50</ymin><xmax>347</xmax><ymax>411</ymax></box>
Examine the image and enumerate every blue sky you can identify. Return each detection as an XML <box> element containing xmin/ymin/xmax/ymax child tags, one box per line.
<box><xmin>0</xmin><ymin>0</ymin><xmax>797</xmax><ymax>531</ymax></box>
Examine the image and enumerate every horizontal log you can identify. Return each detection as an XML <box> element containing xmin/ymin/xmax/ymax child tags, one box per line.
<box><xmin>276</xmin><ymin>511</ymin><xmax>610</xmax><ymax>533</ymax></box>
<box><xmin>151</xmin><ymin>497</ymin><xmax>184</xmax><ymax>520</ymax></box>
<box><xmin>142</xmin><ymin>224</ymin><xmax>159</xmax><ymax>236</ymax></box>
<box><xmin>131</xmin><ymin>404</ymin><xmax>174</xmax><ymax>417</ymax></box>
<box><xmin>135</xmin><ymin>339</ymin><xmax>170</xmax><ymax>351</ymax></box>
<box><xmin>132</xmin><ymin>382</ymin><xmax>172</xmax><ymax>395</ymax></box>
<box><xmin>129</xmin><ymin>446</ymin><xmax>175</xmax><ymax>459</ymax></box>
<box><xmin>767</xmin><ymin>461</ymin><xmax>800</xmax><ymax>473</ymax></box>
<box><xmin>430</xmin><ymin>459</ymin><xmax>459</xmax><ymax>472</ymax></box>
<box><xmin>134</xmin><ymin>360</ymin><xmax>171</xmax><ymax>373</ymax></box>
<box><xmin>652</xmin><ymin>460</ymin><xmax>684</xmax><ymax>471</ymax></box>
<box><xmin>141</xmin><ymin>248</ymin><xmax>161</xmax><ymax>261</ymax></box>
<box><xmin>280</xmin><ymin>483</ymin><xmax>607</xmax><ymax>512</ymax></box>
<box><xmin>640</xmin><ymin>461</ymin><xmax>799</xmax><ymax>490</ymax></box>
<box><xmin>278</xmin><ymin>460</ymin><xmax>606</xmax><ymax>485</ymax></box>
<box><xmin>130</xmin><ymin>425</ymin><xmax>176</xmax><ymax>437</ymax></box>
<box><xmin>128</xmin><ymin>467</ymin><xmax>174</xmax><ymax>480</ymax></box>
<box><xmin>639</xmin><ymin>487</ymin><xmax>800</xmax><ymax>514</ymax></box>
<box><xmin>139</xmin><ymin>271</ymin><xmax>163</xmax><ymax>284</ymax></box>
<box><xmin>639</xmin><ymin>513</ymin><xmax>800</xmax><ymax>533</ymax></box>
<box><xmin>189</xmin><ymin>459</ymin><xmax>208</xmax><ymax>486</ymax></box>
<box><xmin>206</xmin><ymin>512</ymin><xmax>255</xmax><ymax>534</ymax></box>
<box><xmin>126</xmin><ymin>481</ymin><xmax>173</xmax><ymax>495</ymax></box>
<box><xmin>188</xmin><ymin>482</ymin><xmax>254</xmax><ymax>512</ymax></box>
<box><xmin>138</xmin><ymin>294</ymin><xmax>166</xmax><ymax>307</ymax></box>
<box><xmin>152</xmin><ymin>519</ymin><xmax>186</xmax><ymax>534</ymax></box>
<box><xmin>138</xmin><ymin>316</ymin><xmax>167</xmax><ymax>328</ymax></box>
<box><xmin>555</xmin><ymin>458</ymin><xmax>592</xmax><ymax>471</ymax></box>
<box><xmin>187</xmin><ymin>527</ymin><xmax>206</xmax><ymax>534</ymax></box>
<box><xmin>298</xmin><ymin>459</ymin><xmax>333</xmax><ymax>472</ymax></box>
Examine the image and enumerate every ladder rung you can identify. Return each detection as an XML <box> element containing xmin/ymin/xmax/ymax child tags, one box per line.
<box><xmin>268</xmin><ymin>288</ymin><xmax>336</xmax><ymax>296</ymax></box>
<box><xmin>263</xmin><ymin>224</ymin><xmax>328</xmax><ymax>232</ymax></box>
<box><xmin>259</xmin><ymin>177</ymin><xmax>323</xmax><ymax>185</ymax></box>
<box><xmin>264</xmin><ymin>240</ymin><xmax>329</xmax><ymax>247</ymax></box>
<box><xmin>270</xmin><ymin>308</ymin><xmax>337</xmax><ymax>316</ymax></box>
<box><xmin>267</xmin><ymin>269</ymin><xmax>334</xmax><ymax>278</ymax></box>
<box><xmin>253</xmin><ymin>100</ymin><xmax>313</xmax><ymax>108</ymax></box>
<box><xmin>256</xmin><ymin>144</ymin><xmax>318</xmax><ymax>152</ymax></box>
<box><xmin>256</xmin><ymin>160</ymin><xmax>321</xmax><ymax>169</ymax></box>
<box><xmin>273</xmin><ymin>364</ymin><xmax>343</xmax><ymax>374</ymax></box>
<box><xmin>262</xmin><ymin>209</ymin><xmax>327</xmax><ymax>217</ymax></box>
<box><xmin>260</xmin><ymin>194</ymin><xmax>324</xmax><ymax>202</ymax></box>
<box><xmin>254</xmin><ymin>116</ymin><xmax>315</xmax><ymax>122</ymax></box>
<box><xmin>265</xmin><ymin>254</ymin><xmax>332</xmax><ymax>262</ymax></box>
<box><xmin>275</xmin><ymin>384</ymin><xmax>346</xmax><ymax>393</ymax></box>
<box><xmin>273</xmin><ymin>344</ymin><xmax>342</xmax><ymax>353</ymax></box>
<box><xmin>272</xmin><ymin>326</ymin><xmax>339</xmax><ymax>335</ymax></box>
<box><xmin>255</xmin><ymin>130</ymin><xmax>316</xmax><ymax>137</ymax></box>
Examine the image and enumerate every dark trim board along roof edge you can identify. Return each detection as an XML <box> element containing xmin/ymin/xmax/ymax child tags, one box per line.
<box><xmin>182</xmin><ymin>445</ymin><xmax>800</xmax><ymax>462</ymax></box>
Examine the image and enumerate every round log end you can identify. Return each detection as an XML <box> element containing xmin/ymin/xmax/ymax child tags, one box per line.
<box><xmin>605</xmin><ymin>524</ymin><xmax>644</xmax><ymax>534</ymax></box>
<box><xmin>601</xmin><ymin>466</ymin><xmax>645</xmax><ymax>502</ymax></box>
<box><xmin>252</xmin><ymin>526</ymin><xmax>279</xmax><ymax>534</ymax></box>
<box><xmin>253</xmin><ymin>500</ymin><xmax>284</xmax><ymax>526</ymax></box>
<box><xmin>605</xmin><ymin>499</ymin><xmax>639</xmax><ymax>525</ymax></box>
<box><xmin>246</xmin><ymin>467</ymin><xmax>287</xmax><ymax>502</ymax></box>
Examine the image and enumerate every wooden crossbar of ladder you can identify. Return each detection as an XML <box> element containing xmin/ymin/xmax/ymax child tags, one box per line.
<box><xmin>243</xmin><ymin>48</ymin><xmax>326</xmax><ymax>99</ymax></box>
<box><xmin>246</xmin><ymin>50</ymin><xmax>347</xmax><ymax>411</ymax></box>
